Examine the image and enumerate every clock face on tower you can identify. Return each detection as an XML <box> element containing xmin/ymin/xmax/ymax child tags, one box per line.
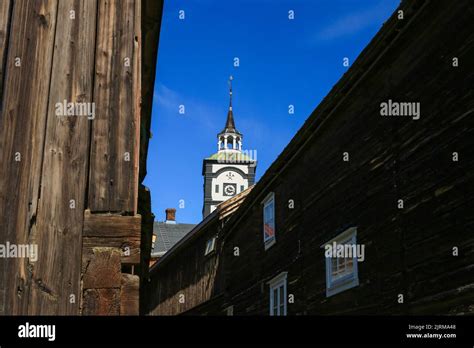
<box><xmin>223</xmin><ymin>183</ymin><xmax>237</xmax><ymax>196</ymax></box>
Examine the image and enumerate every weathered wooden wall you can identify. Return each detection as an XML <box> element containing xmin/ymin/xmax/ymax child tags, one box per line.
<box><xmin>0</xmin><ymin>0</ymin><xmax>163</xmax><ymax>315</ymax></box>
<box><xmin>144</xmin><ymin>217</ymin><xmax>222</xmax><ymax>315</ymax></box>
<box><xmin>146</xmin><ymin>0</ymin><xmax>474</xmax><ymax>316</ymax></box>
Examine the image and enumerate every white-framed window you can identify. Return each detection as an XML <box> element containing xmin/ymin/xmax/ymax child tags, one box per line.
<box><xmin>322</xmin><ymin>227</ymin><xmax>360</xmax><ymax>297</ymax></box>
<box><xmin>262</xmin><ymin>192</ymin><xmax>276</xmax><ymax>250</ymax></box>
<box><xmin>268</xmin><ymin>272</ymin><xmax>287</xmax><ymax>316</ymax></box>
<box><xmin>204</xmin><ymin>236</ymin><xmax>217</xmax><ymax>256</ymax></box>
<box><xmin>225</xmin><ymin>305</ymin><xmax>234</xmax><ymax>316</ymax></box>
<box><xmin>215</xmin><ymin>184</ymin><xmax>219</xmax><ymax>193</ymax></box>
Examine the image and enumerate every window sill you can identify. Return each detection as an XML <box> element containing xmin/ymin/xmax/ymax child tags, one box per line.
<box><xmin>264</xmin><ymin>238</ymin><xmax>276</xmax><ymax>250</ymax></box>
<box><xmin>204</xmin><ymin>250</ymin><xmax>216</xmax><ymax>257</ymax></box>
<box><xmin>326</xmin><ymin>276</ymin><xmax>359</xmax><ymax>297</ymax></box>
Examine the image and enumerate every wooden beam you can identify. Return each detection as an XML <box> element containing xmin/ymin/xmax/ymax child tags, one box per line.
<box><xmin>82</xmin><ymin>288</ymin><xmax>120</xmax><ymax>315</ymax></box>
<box><xmin>83</xmin><ymin>210</ymin><xmax>142</xmax><ymax>264</ymax></box>
<box><xmin>83</xmin><ymin>210</ymin><xmax>142</xmax><ymax>237</ymax></box>
<box><xmin>83</xmin><ymin>248</ymin><xmax>122</xmax><ymax>289</ymax></box>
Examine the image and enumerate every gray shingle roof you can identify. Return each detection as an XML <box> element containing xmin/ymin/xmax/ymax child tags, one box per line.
<box><xmin>151</xmin><ymin>222</ymin><xmax>196</xmax><ymax>257</ymax></box>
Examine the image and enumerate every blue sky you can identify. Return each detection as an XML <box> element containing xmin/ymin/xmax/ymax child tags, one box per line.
<box><xmin>144</xmin><ymin>0</ymin><xmax>399</xmax><ymax>224</ymax></box>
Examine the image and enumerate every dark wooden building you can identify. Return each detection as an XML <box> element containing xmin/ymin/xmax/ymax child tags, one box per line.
<box><xmin>144</xmin><ymin>0</ymin><xmax>474</xmax><ymax>316</ymax></box>
<box><xmin>0</xmin><ymin>0</ymin><xmax>163</xmax><ymax>315</ymax></box>
<box><xmin>144</xmin><ymin>188</ymin><xmax>253</xmax><ymax>315</ymax></box>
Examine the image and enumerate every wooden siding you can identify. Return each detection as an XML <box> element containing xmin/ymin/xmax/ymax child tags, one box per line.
<box><xmin>144</xmin><ymin>218</ymin><xmax>222</xmax><ymax>315</ymax></box>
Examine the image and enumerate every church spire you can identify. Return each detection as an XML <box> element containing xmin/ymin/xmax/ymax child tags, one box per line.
<box><xmin>222</xmin><ymin>75</ymin><xmax>239</xmax><ymax>134</ymax></box>
<box><xmin>217</xmin><ymin>76</ymin><xmax>242</xmax><ymax>152</ymax></box>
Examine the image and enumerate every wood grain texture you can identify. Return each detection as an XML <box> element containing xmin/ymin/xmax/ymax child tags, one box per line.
<box><xmin>0</xmin><ymin>0</ymin><xmax>58</xmax><ymax>315</ymax></box>
<box><xmin>0</xmin><ymin>0</ymin><xmax>12</xmax><ymax>108</ymax></box>
<box><xmin>83</xmin><ymin>237</ymin><xmax>141</xmax><ymax>265</ymax></box>
<box><xmin>88</xmin><ymin>0</ymin><xmax>140</xmax><ymax>214</ymax></box>
<box><xmin>132</xmin><ymin>0</ymin><xmax>141</xmax><ymax>214</ymax></box>
<box><xmin>83</xmin><ymin>248</ymin><xmax>122</xmax><ymax>289</ymax></box>
<box><xmin>27</xmin><ymin>0</ymin><xmax>98</xmax><ymax>315</ymax></box>
<box><xmin>121</xmin><ymin>273</ymin><xmax>139</xmax><ymax>315</ymax></box>
<box><xmin>83</xmin><ymin>210</ymin><xmax>141</xmax><ymax>237</ymax></box>
<box><xmin>0</xmin><ymin>0</ymin><xmax>12</xmax><ymax>315</ymax></box>
<box><xmin>82</xmin><ymin>288</ymin><xmax>120</xmax><ymax>315</ymax></box>
<box><xmin>82</xmin><ymin>210</ymin><xmax>142</xmax><ymax>265</ymax></box>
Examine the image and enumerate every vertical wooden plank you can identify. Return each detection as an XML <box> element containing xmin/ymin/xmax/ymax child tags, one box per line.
<box><xmin>88</xmin><ymin>0</ymin><xmax>139</xmax><ymax>213</ymax></box>
<box><xmin>0</xmin><ymin>0</ymin><xmax>12</xmax><ymax>314</ymax></box>
<box><xmin>133</xmin><ymin>0</ymin><xmax>142</xmax><ymax>214</ymax></box>
<box><xmin>0</xmin><ymin>0</ymin><xmax>12</xmax><ymax>107</ymax></box>
<box><xmin>26</xmin><ymin>0</ymin><xmax>98</xmax><ymax>315</ymax></box>
<box><xmin>0</xmin><ymin>0</ymin><xmax>58</xmax><ymax>315</ymax></box>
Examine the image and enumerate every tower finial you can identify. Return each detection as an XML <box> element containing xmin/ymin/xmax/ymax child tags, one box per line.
<box><xmin>228</xmin><ymin>75</ymin><xmax>233</xmax><ymax>110</ymax></box>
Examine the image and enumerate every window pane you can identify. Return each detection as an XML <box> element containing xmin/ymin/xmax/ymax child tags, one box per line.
<box><xmin>331</xmin><ymin>256</ymin><xmax>355</xmax><ymax>280</ymax></box>
<box><xmin>263</xmin><ymin>198</ymin><xmax>276</xmax><ymax>243</ymax></box>
<box><xmin>264</xmin><ymin>223</ymin><xmax>275</xmax><ymax>240</ymax></box>
<box><xmin>341</xmin><ymin>257</ymin><xmax>353</xmax><ymax>276</ymax></box>
<box><xmin>331</xmin><ymin>257</ymin><xmax>339</xmax><ymax>277</ymax></box>
<box><xmin>265</xmin><ymin>204</ymin><xmax>271</xmax><ymax>218</ymax></box>
<box><xmin>346</xmin><ymin>257</ymin><xmax>354</xmax><ymax>269</ymax></box>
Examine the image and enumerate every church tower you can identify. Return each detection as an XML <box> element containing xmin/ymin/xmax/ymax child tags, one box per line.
<box><xmin>202</xmin><ymin>76</ymin><xmax>257</xmax><ymax>218</ymax></box>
